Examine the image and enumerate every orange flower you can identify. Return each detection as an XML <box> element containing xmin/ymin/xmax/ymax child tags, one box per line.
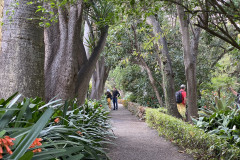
<box><xmin>100</xmin><ymin>104</ymin><xmax>102</xmax><ymax>107</ymax></box>
<box><xmin>54</xmin><ymin>118</ymin><xmax>60</xmax><ymax>123</ymax></box>
<box><xmin>0</xmin><ymin>146</ymin><xmax>2</xmax><ymax>159</ymax></box>
<box><xmin>33</xmin><ymin>148</ymin><xmax>42</xmax><ymax>153</ymax></box>
<box><xmin>4</xmin><ymin>136</ymin><xmax>15</xmax><ymax>146</ymax></box>
<box><xmin>0</xmin><ymin>136</ymin><xmax>15</xmax><ymax>159</ymax></box>
<box><xmin>77</xmin><ymin>131</ymin><xmax>83</xmax><ymax>136</ymax></box>
<box><xmin>29</xmin><ymin>138</ymin><xmax>42</xmax><ymax>153</ymax></box>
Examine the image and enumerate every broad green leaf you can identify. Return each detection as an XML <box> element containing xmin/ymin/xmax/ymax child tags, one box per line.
<box><xmin>62</xmin><ymin>101</ymin><xmax>68</xmax><ymax>125</ymax></box>
<box><xmin>31</xmin><ymin>149</ymin><xmax>66</xmax><ymax>160</ymax></box>
<box><xmin>9</xmin><ymin>107</ymin><xmax>54</xmax><ymax>160</ymax></box>
<box><xmin>29</xmin><ymin>104</ymin><xmax>36</xmax><ymax>108</ymax></box>
<box><xmin>15</xmin><ymin>99</ymin><xmax>30</xmax><ymax>127</ymax></box>
<box><xmin>0</xmin><ymin>130</ymin><xmax>6</xmax><ymax>138</ymax></box>
<box><xmin>26</xmin><ymin>105</ymin><xmax>33</xmax><ymax>120</ymax></box>
<box><xmin>84</xmin><ymin>145</ymin><xmax>99</xmax><ymax>160</ymax></box>
<box><xmin>0</xmin><ymin>92</ymin><xmax>18</xmax><ymax>107</ymax></box>
<box><xmin>19</xmin><ymin>151</ymin><xmax>34</xmax><ymax>160</ymax></box>
<box><xmin>66</xmin><ymin>153</ymin><xmax>84</xmax><ymax>160</ymax></box>
<box><xmin>0</xmin><ymin>104</ymin><xmax>18</xmax><ymax>130</ymax></box>
<box><xmin>0</xmin><ymin>108</ymin><xmax>20</xmax><ymax>111</ymax></box>
<box><xmin>29</xmin><ymin>141</ymin><xmax>81</xmax><ymax>150</ymax></box>
<box><xmin>39</xmin><ymin>99</ymin><xmax>62</xmax><ymax>110</ymax></box>
<box><xmin>32</xmin><ymin>146</ymin><xmax>84</xmax><ymax>160</ymax></box>
<box><xmin>6</xmin><ymin>94</ymin><xmax>21</xmax><ymax>108</ymax></box>
<box><xmin>0</xmin><ymin>99</ymin><xmax>5</xmax><ymax>105</ymax></box>
<box><xmin>68</xmin><ymin>135</ymin><xmax>92</xmax><ymax>143</ymax></box>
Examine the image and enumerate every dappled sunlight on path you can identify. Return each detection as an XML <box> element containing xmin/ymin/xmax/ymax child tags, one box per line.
<box><xmin>107</xmin><ymin>104</ymin><xmax>193</xmax><ymax>160</ymax></box>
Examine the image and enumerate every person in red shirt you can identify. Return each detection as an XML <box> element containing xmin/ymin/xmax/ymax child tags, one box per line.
<box><xmin>177</xmin><ymin>84</ymin><xmax>187</xmax><ymax>118</ymax></box>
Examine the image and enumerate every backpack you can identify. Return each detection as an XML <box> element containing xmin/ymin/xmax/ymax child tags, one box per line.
<box><xmin>235</xmin><ymin>94</ymin><xmax>240</xmax><ymax>104</ymax></box>
<box><xmin>175</xmin><ymin>91</ymin><xmax>183</xmax><ymax>103</ymax></box>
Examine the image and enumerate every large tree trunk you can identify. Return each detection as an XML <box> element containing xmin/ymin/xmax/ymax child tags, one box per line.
<box><xmin>90</xmin><ymin>56</ymin><xmax>110</xmax><ymax>100</ymax></box>
<box><xmin>75</xmin><ymin>28</ymin><xmax>108</xmax><ymax>103</ymax></box>
<box><xmin>177</xmin><ymin>0</ymin><xmax>201</xmax><ymax>121</ymax></box>
<box><xmin>131</xmin><ymin>24</ymin><xmax>164</xmax><ymax>107</ymax></box>
<box><xmin>84</xmin><ymin>19</ymin><xmax>110</xmax><ymax>100</ymax></box>
<box><xmin>0</xmin><ymin>0</ymin><xmax>4</xmax><ymax>50</ymax></box>
<box><xmin>44</xmin><ymin>2</ymin><xmax>84</xmax><ymax>101</ymax></box>
<box><xmin>44</xmin><ymin>1</ymin><xmax>108</xmax><ymax>103</ymax></box>
<box><xmin>0</xmin><ymin>0</ymin><xmax>44</xmax><ymax>99</ymax></box>
<box><xmin>146</xmin><ymin>15</ymin><xmax>182</xmax><ymax>118</ymax></box>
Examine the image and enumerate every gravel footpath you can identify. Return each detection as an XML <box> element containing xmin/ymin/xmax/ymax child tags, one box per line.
<box><xmin>106</xmin><ymin>104</ymin><xmax>194</xmax><ymax>160</ymax></box>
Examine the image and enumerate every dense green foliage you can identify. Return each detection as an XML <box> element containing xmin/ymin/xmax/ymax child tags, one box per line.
<box><xmin>193</xmin><ymin>95</ymin><xmax>240</xmax><ymax>149</ymax></box>
<box><xmin>107</xmin><ymin>0</ymin><xmax>240</xmax><ymax>110</ymax></box>
<box><xmin>0</xmin><ymin>94</ymin><xmax>112</xmax><ymax>160</ymax></box>
<box><xmin>1</xmin><ymin>0</ymin><xmax>240</xmax><ymax>158</ymax></box>
<box><xmin>146</xmin><ymin>108</ymin><xmax>240</xmax><ymax>159</ymax></box>
<box><xmin>109</xmin><ymin>65</ymin><xmax>160</xmax><ymax>107</ymax></box>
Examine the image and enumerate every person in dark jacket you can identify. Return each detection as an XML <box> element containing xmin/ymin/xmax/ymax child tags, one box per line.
<box><xmin>105</xmin><ymin>89</ymin><xmax>112</xmax><ymax>109</ymax></box>
<box><xmin>112</xmin><ymin>87</ymin><xmax>120</xmax><ymax>110</ymax></box>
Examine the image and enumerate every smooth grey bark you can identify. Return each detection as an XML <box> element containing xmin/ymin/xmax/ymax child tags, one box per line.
<box><xmin>84</xmin><ymin>19</ymin><xmax>110</xmax><ymax>100</ymax></box>
<box><xmin>75</xmin><ymin>27</ymin><xmax>108</xmax><ymax>103</ymax></box>
<box><xmin>0</xmin><ymin>0</ymin><xmax>4</xmax><ymax>50</ymax></box>
<box><xmin>131</xmin><ymin>25</ymin><xmax>164</xmax><ymax>107</ymax></box>
<box><xmin>44</xmin><ymin>1</ymin><xmax>108</xmax><ymax>103</ymax></box>
<box><xmin>90</xmin><ymin>56</ymin><xmax>110</xmax><ymax>100</ymax></box>
<box><xmin>0</xmin><ymin>0</ymin><xmax>44</xmax><ymax>99</ymax></box>
<box><xmin>83</xmin><ymin>20</ymin><xmax>91</xmax><ymax>58</ymax></box>
<box><xmin>44</xmin><ymin>2</ymin><xmax>84</xmax><ymax>101</ymax></box>
<box><xmin>177</xmin><ymin>0</ymin><xmax>201</xmax><ymax>121</ymax></box>
<box><xmin>146</xmin><ymin>15</ymin><xmax>182</xmax><ymax>118</ymax></box>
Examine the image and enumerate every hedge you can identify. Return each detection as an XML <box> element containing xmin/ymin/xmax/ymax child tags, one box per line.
<box><xmin>146</xmin><ymin>108</ymin><xmax>240</xmax><ymax>160</ymax></box>
<box><xmin>120</xmin><ymin>100</ymin><xmax>148</xmax><ymax>120</ymax></box>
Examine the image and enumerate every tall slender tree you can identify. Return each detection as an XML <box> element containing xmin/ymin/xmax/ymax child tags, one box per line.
<box><xmin>131</xmin><ymin>24</ymin><xmax>164</xmax><ymax>107</ymax></box>
<box><xmin>83</xmin><ymin>17</ymin><xmax>110</xmax><ymax>100</ymax></box>
<box><xmin>146</xmin><ymin>15</ymin><xmax>182</xmax><ymax>118</ymax></box>
<box><xmin>177</xmin><ymin>0</ymin><xmax>201</xmax><ymax>121</ymax></box>
<box><xmin>90</xmin><ymin>56</ymin><xmax>110</xmax><ymax>100</ymax></box>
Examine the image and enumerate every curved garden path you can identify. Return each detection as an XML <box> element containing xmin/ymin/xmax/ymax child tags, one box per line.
<box><xmin>107</xmin><ymin>104</ymin><xmax>193</xmax><ymax>160</ymax></box>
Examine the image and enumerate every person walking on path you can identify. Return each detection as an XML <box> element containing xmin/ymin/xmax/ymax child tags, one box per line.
<box><xmin>105</xmin><ymin>89</ymin><xmax>112</xmax><ymax>109</ymax></box>
<box><xmin>107</xmin><ymin>104</ymin><xmax>194</xmax><ymax>160</ymax></box>
<box><xmin>229</xmin><ymin>87</ymin><xmax>240</xmax><ymax>109</ymax></box>
<box><xmin>112</xmin><ymin>87</ymin><xmax>120</xmax><ymax>110</ymax></box>
<box><xmin>176</xmin><ymin>84</ymin><xmax>187</xmax><ymax>118</ymax></box>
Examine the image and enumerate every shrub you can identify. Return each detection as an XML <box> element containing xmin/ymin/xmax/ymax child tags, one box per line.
<box><xmin>123</xmin><ymin>102</ymin><xmax>148</xmax><ymax>120</ymax></box>
<box><xmin>118</xmin><ymin>99</ymin><xmax>125</xmax><ymax>104</ymax></box>
<box><xmin>122</xmin><ymin>100</ymin><xmax>128</xmax><ymax>108</ymax></box>
<box><xmin>0</xmin><ymin>93</ymin><xmax>113</xmax><ymax>160</ymax></box>
<box><xmin>193</xmin><ymin>108</ymin><xmax>240</xmax><ymax>148</ymax></box>
<box><xmin>123</xmin><ymin>92</ymin><xmax>137</xmax><ymax>102</ymax></box>
<box><xmin>127</xmin><ymin>102</ymin><xmax>139</xmax><ymax>115</ymax></box>
<box><xmin>157</xmin><ymin>107</ymin><xmax>168</xmax><ymax>114</ymax></box>
<box><xmin>146</xmin><ymin>108</ymin><xmax>240</xmax><ymax>160</ymax></box>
